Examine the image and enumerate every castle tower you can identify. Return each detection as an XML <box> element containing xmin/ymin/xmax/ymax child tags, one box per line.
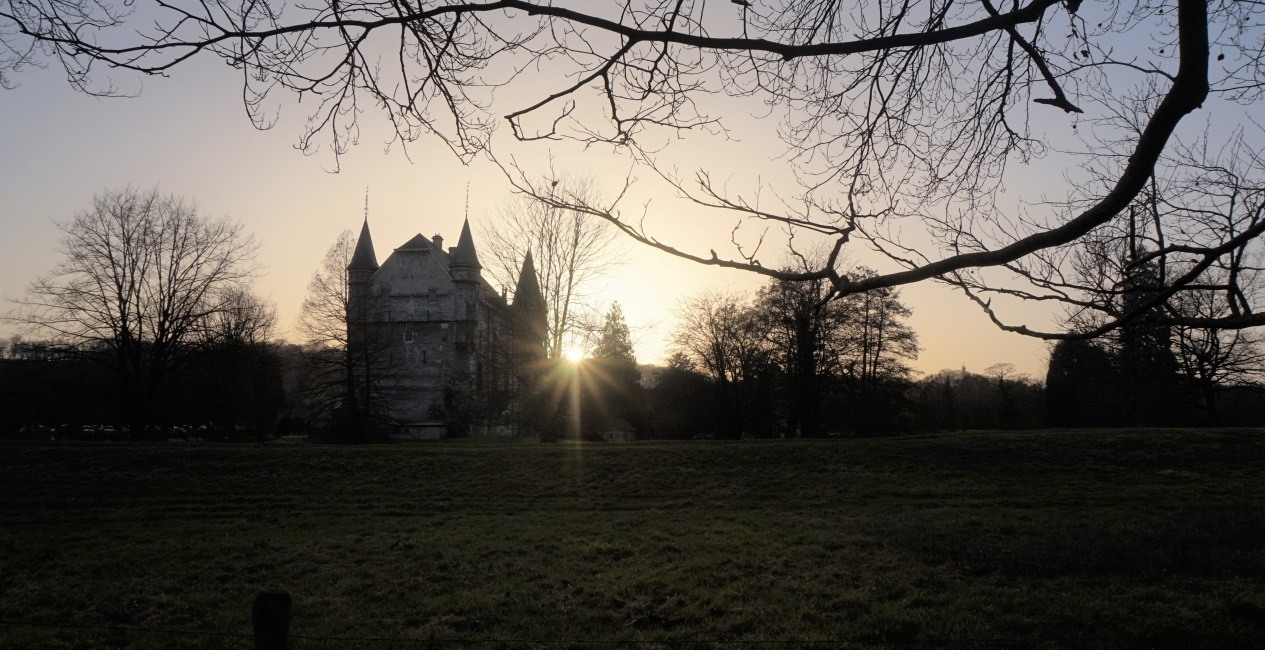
<box><xmin>449</xmin><ymin>218</ymin><xmax>482</xmax><ymax>321</ymax></box>
<box><xmin>510</xmin><ymin>249</ymin><xmax>551</xmax><ymax>438</ymax></box>
<box><xmin>512</xmin><ymin>249</ymin><xmax>548</xmax><ymax>361</ymax></box>
<box><xmin>346</xmin><ymin>216</ymin><xmax>379</xmax><ymax>324</ymax></box>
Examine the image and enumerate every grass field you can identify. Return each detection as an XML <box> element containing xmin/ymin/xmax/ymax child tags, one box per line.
<box><xmin>3</xmin><ymin>429</ymin><xmax>1265</xmax><ymax>647</ymax></box>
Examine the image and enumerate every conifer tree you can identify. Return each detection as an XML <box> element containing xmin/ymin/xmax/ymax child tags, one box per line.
<box><xmin>593</xmin><ymin>303</ymin><xmax>637</xmax><ymax>368</ymax></box>
<box><xmin>581</xmin><ymin>302</ymin><xmax>642</xmax><ymax>434</ymax></box>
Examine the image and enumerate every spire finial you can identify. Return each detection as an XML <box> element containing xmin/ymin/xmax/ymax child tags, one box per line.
<box><xmin>348</xmin><ymin>202</ymin><xmax>379</xmax><ymax>272</ymax></box>
<box><xmin>464</xmin><ymin>182</ymin><xmax>470</xmax><ymax>221</ymax></box>
<box><xmin>363</xmin><ymin>187</ymin><xmax>370</xmax><ymax>222</ymax></box>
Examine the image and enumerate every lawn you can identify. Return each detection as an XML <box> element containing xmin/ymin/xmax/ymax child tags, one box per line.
<box><xmin>2</xmin><ymin>429</ymin><xmax>1265</xmax><ymax>647</ymax></box>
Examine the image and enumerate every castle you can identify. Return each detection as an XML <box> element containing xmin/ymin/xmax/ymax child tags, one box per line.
<box><xmin>345</xmin><ymin>216</ymin><xmax>547</xmax><ymax>438</ymax></box>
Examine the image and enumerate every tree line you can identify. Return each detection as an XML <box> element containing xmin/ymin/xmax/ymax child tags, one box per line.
<box><xmin>640</xmin><ymin>266</ymin><xmax>919</xmax><ymax>438</ymax></box>
<box><xmin>1</xmin><ymin>187</ymin><xmax>284</xmax><ymax>439</ymax></box>
<box><xmin>8</xmin><ymin>186</ymin><xmax>1265</xmax><ymax>442</ymax></box>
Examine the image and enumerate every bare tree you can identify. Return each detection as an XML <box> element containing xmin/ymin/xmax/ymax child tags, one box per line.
<box><xmin>755</xmin><ymin>259</ymin><xmax>851</xmax><ymax>438</ymax></box>
<box><xmin>953</xmin><ymin>133</ymin><xmax>1265</xmax><ymax>420</ymax></box>
<box><xmin>1171</xmin><ymin>286</ymin><xmax>1265</xmax><ymax>423</ymax></box>
<box><xmin>206</xmin><ymin>287</ymin><xmax>277</xmax><ymax>346</ymax></box>
<box><xmin>480</xmin><ymin>175</ymin><xmax>623</xmax><ymax>359</ymax></box>
<box><xmin>673</xmin><ymin>290</ymin><xmax>774</xmax><ymax>438</ymax></box>
<box><xmin>837</xmin><ymin>272</ymin><xmax>920</xmax><ymax>434</ymax></box>
<box><xmin>4</xmin><ymin>0</ymin><xmax>1262</xmax><ymax>336</ymax></box>
<box><xmin>297</xmin><ymin>231</ymin><xmax>358</xmax><ymax>352</ymax></box>
<box><xmin>984</xmin><ymin>362</ymin><xmax>1022</xmax><ymax>429</ymax></box>
<box><xmin>7</xmin><ymin>186</ymin><xmax>259</xmax><ymax>437</ymax></box>
<box><xmin>192</xmin><ymin>287</ymin><xmax>284</xmax><ymax>437</ymax></box>
<box><xmin>679</xmin><ymin>272</ymin><xmax>918</xmax><ymax>436</ymax></box>
<box><xmin>297</xmin><ymin>229</ymin><xmax>398</xmax><ymax>440</ymax></box>
<box><xmin>954</xmin><ymin>129</ymin><xmax>1265</xmax><ymax>338</ymax></box>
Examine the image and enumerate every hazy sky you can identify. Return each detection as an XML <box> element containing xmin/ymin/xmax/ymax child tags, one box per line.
<box><xmin>0</xmin><ymin>45</ymin><xmax>1056</xmax><ymax>378</ymax></box>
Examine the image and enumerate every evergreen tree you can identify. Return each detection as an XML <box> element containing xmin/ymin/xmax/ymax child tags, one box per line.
<box><xmin>592</xmin><ymin>302</ymin><xmax>638</xmax><ymax>368</ymax></box>
<box><xmin>581</xmin><ymin>302</ymin><xmax>643</xmax><ymax>434</ymax></box>
<box><xmin>1116</xmin><ymin>257</ymin><xmax>1182</xmax><ymax>425</ymax></box>
<box><xmin>1046</xmin><ymin>339</ymin><xmax>1118</xmax><ymax>427</ymax></box>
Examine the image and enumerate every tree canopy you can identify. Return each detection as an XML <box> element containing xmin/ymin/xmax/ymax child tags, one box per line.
<box><xmin>5</xmin><ymin>186</ymin><xmax>264</xmax><ymax>435</ymax></box>
<box><xmin>4</xmin><ymin>0</ymin><xmax>1264</xmax><ymax>337</ymax></box>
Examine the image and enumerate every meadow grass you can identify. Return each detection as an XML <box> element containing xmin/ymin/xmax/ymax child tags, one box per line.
<box><xmin>2</xmin><ymin>429</ymin><xmax>1265</xmax><ymax>647</ymax></box>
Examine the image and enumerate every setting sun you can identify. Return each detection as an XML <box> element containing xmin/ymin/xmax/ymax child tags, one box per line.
<box><xmin>564</xmin><ymin>347</ymin><xmax>585</xmax><ymax>363</ymax></box>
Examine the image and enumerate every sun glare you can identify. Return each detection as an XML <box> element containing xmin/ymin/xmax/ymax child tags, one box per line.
<box><xmin>565</xmin><ymin>347</ymin><xmax>585</xmax><ymax>363</ymax></box>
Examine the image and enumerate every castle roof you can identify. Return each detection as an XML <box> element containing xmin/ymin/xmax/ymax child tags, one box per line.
<box><xmin>397</xmin><ymin>233</ymin><xmax>441</xmax><ymax>254</ymax></box>
<box><xmin>450</xmin><ymin>218</ymin><xmax>481</xmax><ymax>269</ymax></box>
<box><xmin>387</xmin><ymin>224</ymin><xmax>506</xmax><ymax>306</ymax></box>
<box><xmin>347</xmin><ymin>219</ymin><xmax>379</xmax><ymax>271</ymax></box>
<box><xmin>514</xmin><ymin>249</ymin><xmax>545</xmax><ymax>311</ymax></box>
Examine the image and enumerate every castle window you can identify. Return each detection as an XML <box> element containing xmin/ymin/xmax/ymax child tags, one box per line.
<box><xmin>422</xmin><ymin>349</ymin><xmax>428</xmax><ymax>365</ymax></box>
<box><xmin>403</xmin><ymin>323</ymin><xmax>415</xmax><ymax>343</ymax></box>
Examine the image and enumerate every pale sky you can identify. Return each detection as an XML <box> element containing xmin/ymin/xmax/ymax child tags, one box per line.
<box><xmin>0</xmin><ymin>45</ymin><xmax>1057</xmax><ymax>379</ymax></box>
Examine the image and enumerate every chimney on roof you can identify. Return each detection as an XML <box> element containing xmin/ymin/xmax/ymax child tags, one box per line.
<box><xmin>432</xmin><ymin>234</ymin><xmax>443</xmax><ymax>249</ymax></box>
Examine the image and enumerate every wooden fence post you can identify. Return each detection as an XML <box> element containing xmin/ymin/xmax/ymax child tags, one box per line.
<box><xmin>252</xmin><ymin>588</ymin><xmax>291</xmax><ymax>650</ymax></box>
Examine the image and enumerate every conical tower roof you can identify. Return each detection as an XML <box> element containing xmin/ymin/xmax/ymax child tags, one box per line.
<box><xmin>514</xmin><ymin>249</ymin><xmax>545</xmax><ymax>310</ymax></box>
<box><xmin>450</xmin><ymin>218</ymin><xmax>481</xmax><ymax>269</ymax></box>
<box><xmin>347</xmin><ymin>219</ymin><xmax>379</xmax><ymax>271</ymax></box>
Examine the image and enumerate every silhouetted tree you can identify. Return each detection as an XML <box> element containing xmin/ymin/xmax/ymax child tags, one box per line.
<box><xmin>1045</xmin><ymin>155</ymin><xmax>1265</xmax><ymax>424</ymax></box>
<box><xmin>913</xmin><ymin>366</ymin><xmax>1045</xmax><ymax>432</ymax></box>
<box><xmin>756</xmin><ymin>270</ymin><xmax>849</xmax><ymax>438</ymax></box>
<box><xmin>297</xmin><ymin>230</ymin><xmax>398</xmax><ymax>441</ymax></box>
<box><xmin>985</xmin><ymin>363</ymin><xmax>1021</xmax><ymax>430</ymax></box>
<box><xmin>1112</xmin><ymin>254</ymin><xmax>1182</xmax><ymax>424</ymax></box>
<box><xmin>926</xmin><ymin>369</ymin><xmax>962</xmax><ymax>432</ymax></box>
<box><xmin>480</xmin><ymin>175</ymin><xmax>623</xmax><ymax>359</ymax></box>
<box><xmin>188</xmin><ymin>288</ymin><xmax>285</xmax><ymax>439</ymax></box>
<box><xmin>673</xmin><ymin>291</ymin><xmax>774</xmax><ymax>439</ymax></box>
<box><xmin>8</xmin><ymin>186</ymin><xmax>259</xmax><ymax>438</ymax></box>
<box><xmin>0</xmin><ymin>339</ymin><xmax>72</xmax><ymax>436</ymax></box>
<box><xmin>9</xmin><ymin>0</ymin><xmax>1257</xmax><ymax>345</ymax></box>
<box><xmin>1046</xmin><ymin>340</ymin><xmax>1118</xmax><ymax>428</ymax></box>
<box><xmin>580</xmin><ymin>302</ymin><xmax>643</xmax><ymax>436</ymax></box>
<box><xmin>643</xmin><ymin>352</ymin><xmax>713</xmax><ymax>439</ymax></box>
<box><xmin>1171</xmin><ymin>289</ymin><xmax>1265</xmax><ymax>423</ymax></box>
<box><xmin>838</xmin><ymin>275</ymin><xmax>920</xmax><ymax>434</ymax></box>
<box><xmin>272</xmin><ymin>342</ymin><xmax>318</xmax><ymax>435</ymax></box>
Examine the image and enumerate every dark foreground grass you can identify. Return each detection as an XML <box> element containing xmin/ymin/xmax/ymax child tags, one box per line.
<box><xmin>3</xmin><ymin>429</ymin><xmax>1265</xmax><ymax>647</ymax></box>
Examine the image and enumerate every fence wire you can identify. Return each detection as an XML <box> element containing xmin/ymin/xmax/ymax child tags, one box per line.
<box><xmin>5</xmin><ymin>617</ymin><xmax>1265</xmax><ymax>646</ymax></box>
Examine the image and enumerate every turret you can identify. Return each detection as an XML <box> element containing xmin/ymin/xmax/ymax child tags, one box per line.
<box><xmin>345</xmin><ymin>216</ymin><xmax>379</xmax><ymax>371</ymax></box>
<box><xmin>449</xmin><ymin>218</ymin><xmax>481</xmax><ymax>282</ymax></box>
<box><xmin>347</xmin><ymin>218</ymin><xmax>379</xmax><ymax>283</ymax></box>
<box><xmin>512</xmin><ymin>249</ymin><xmax>548</xmax><ymax>360</ymax></box>
<box><xmin>346</xmin><ymin>217</ymin><xmax>378</xmax><ymax>319</ymax></box>
<box><xmin>450</xmin><ymin>218</ymin><xmax>482</xmax><ymax>321</ymax></box>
